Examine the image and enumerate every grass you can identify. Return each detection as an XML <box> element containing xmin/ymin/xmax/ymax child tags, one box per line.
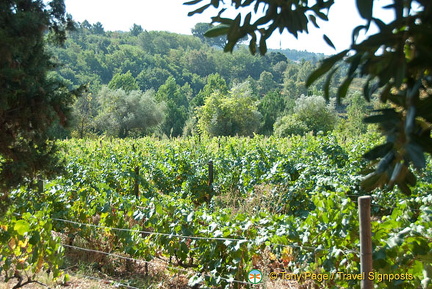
<box><xmin>1</xmin><ymin>244</ymin><xmax>303</xmax><ymax>289</ymax></box>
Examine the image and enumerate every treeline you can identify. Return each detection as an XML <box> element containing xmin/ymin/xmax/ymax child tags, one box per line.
<box><xmin>48</xmin><ymin>21</ymin><xmax>366</xmax><ymax>138</ymax></box>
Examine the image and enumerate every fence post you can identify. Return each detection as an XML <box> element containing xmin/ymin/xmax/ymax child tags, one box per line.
<box><xmin>358</xmin><ymin>196</ymin><xmax>373</xmax><ymax>289</ymax></box>
<box><xmin>134</xmin><ymin>166</ymin><xmax>139</xmax><ymax>198</ymax></box>
<box><xmin>37</xmin><ymin>178</ymin><xmax>43</xmax><ymax>196</ymax></box>
<box><xmin>208</xmin><ymin>160</ymin><xmax>214</xmax><ymax>195</ymax></box>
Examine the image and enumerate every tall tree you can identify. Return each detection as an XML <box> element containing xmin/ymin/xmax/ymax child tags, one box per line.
<box><xmin>0</xmin><ymin>0</ymin><xmax>79</xmax><ymax>203</ymax></box>
<box><xmin>130</xmin><ymin>23</ymin><xmax>143</xmax><ymax>36</ymax></box>
<box><xmin>95</xmin><ymin>87</ymin><xmax>165</xmax><ymax>138</ymax></box>
<box><xmin>71</xmin><ymin>92</ymin><xmax>98</xmax><ymax>138</ymax></box>
<box><xmin>258</xmin><ymin>90</ymin><xmax>285</xmax><ymax>135</ymax></box>
<box><xmin>191</xmin><ymin>73</ymin><xmax>228</xmax><ymax>108</ymax></box>
<box><xmin>92</xmin><ymin>21</ymin><xmax>105</xmax><ymax>35</ymax></box>
<box><xmin>192</xmin><ymin>22</ymin><xmax>227</xmax><ymax>48</ymax></box>
<box><xmin>156</xmin><ymin>77</ymin><xmax>189</xmax><ymax>137</ymax></box>
<box><xmin>186</xmin><ymin>0</ymin><xmax>432</xmax><ymax>194</ymax></box>
<box><xmin>257</xmin><ymin>71</ymin><xmax>278</xmax><ymax>96</ymax></box>
<box><xmin>108</xmin><ymin>71</ymin><xmax>139</xmax><ymax>92</ymax></box>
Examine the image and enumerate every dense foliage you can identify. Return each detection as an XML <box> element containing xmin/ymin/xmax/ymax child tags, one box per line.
<box><xmin>0</xmin><ymin>0</ymin><xmax>79</xmax><ymax>198</ymax></box>
<box><xmin>186</xmin><ymin>0</ymin><xmax>432</xmax><ymax>193</ymax></box>
<box><xmin>197</xmin><ymin>83</ymin><xmax>261</xmax><ymax>137</ymax></box>
<box><xmin>94</xmin><ymin>87</ymin><xmax>165</xmax><ymax>138</ymax></box>
<box><xmin>47</xmin><ymin>21</ymin><xmax>353</xmax><ymax>138</ymax></box>
<box><xmin>274</xmin><ymin>95</ymin><xmax>338</xmax><ymax>137</ymax></box>
<box><xmin>1</xmin><ymin>134</ymin><xmax>431</xmax><ymax>288</ymax></box>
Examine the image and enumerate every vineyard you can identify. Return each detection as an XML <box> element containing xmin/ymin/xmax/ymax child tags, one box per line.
<box><xmin>1</xmin><ymin>133</ymin><xmax>431</xmax><ymax>288</ymax></box>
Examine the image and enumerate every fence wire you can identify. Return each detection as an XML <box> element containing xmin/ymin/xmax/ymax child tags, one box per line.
<box><xmin>53</xmin><ymin>217</ymin><xmax>359</xmax><ymax>255</ymax></box>
<box><xmin>63</xmin><ymin>243</ymin><xmax>249</xmax><ymax>286</ymax></box>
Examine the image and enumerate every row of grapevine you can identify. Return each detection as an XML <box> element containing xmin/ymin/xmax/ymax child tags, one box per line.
<box><xmin>1</xmin><ymin>133</ymin><xmax>431</xmax><ymax>288</ymax></box>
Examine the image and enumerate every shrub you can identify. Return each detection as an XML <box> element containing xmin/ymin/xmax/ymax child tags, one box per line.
<box><xmin>274</xmin><ymin>95</ymin><xmax>338</xmax><ymax>136</ymax></box>
<box><xmin>273</xmin><ymin>114</ymin><xmax>309</xmax><ymax>136</ymax></box>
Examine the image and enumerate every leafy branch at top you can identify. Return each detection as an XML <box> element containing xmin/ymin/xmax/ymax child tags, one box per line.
<box><xmin>185</xmin><ymin>0</ymin><xmax>432</xmax><ymax>195</ymax></box>
<box><xmin>185</xmin><ymin>0</ymin><xmax>334</xmax><ymax>55</ymax></box>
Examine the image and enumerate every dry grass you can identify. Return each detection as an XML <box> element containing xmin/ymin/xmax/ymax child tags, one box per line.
<box><xmin>0</xmin><ymin>272</ymin><xmax>116</xmax><ymax>289</ymax></box>
<box><xmin>0</xmin><ymin>247</ymin><xmax>306</xmax><ymax>289</ymax></box>
<box><xmin>212</xmin><ymin>184</ymin><xmax>287</xmax><ymax>216</ymax></box>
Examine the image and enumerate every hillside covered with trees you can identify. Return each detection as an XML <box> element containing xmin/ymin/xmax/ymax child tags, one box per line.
<box><xmin>1</xmin><ymin>1</ymin><xmax>431</xmax><ymax>288</ymax></box>
<box><xmin>48</xmin><ymin>21</ymin><xmax>363</xmax><ymax>139</ymax></box>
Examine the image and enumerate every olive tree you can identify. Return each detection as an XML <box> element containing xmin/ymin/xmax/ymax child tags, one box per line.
<box><xmin>95</xmin><ymin>87</ymin><xmax>165</xmax><ymax>138</ymax></box>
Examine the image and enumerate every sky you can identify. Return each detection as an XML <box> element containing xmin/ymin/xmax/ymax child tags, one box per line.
<box><xmin>63</xmin><ymin>0</ymin><xmax>394</xmax><ymax>55</ymax></box>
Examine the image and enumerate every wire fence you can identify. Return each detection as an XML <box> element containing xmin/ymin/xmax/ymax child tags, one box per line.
<box><xmin>62</xmin><ymin>243</ymin><xmax>250</xmax><ymax>286</ymax></box>
<box><xmin>52</xmin><ymin>217</ymin><xmax>359</xmax><ymax>255</ymax></box>
<box><xmin>51</xmin><ymin>216</ymin><xmax>360</xmax><ymax>287</ymax></box>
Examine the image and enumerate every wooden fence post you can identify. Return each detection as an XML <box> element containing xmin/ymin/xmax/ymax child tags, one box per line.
<box><xmin>208</xmin><ymin>161</ymin><xmax>214</xmax><ymax>192</ymax></box>
<box><xmin>134</xmin><ymin>166</ymin><xmax>140</xmax><ymax>198</ymax></box>
<box><xmin>358</xmin><ymin>196</ymin><xmax>373</xmax><ymax>289</ymax></box>
<box><xmin>37</xmin><ymin>178</ymin><xmax>43</xmax><ymax>196</ymax></box>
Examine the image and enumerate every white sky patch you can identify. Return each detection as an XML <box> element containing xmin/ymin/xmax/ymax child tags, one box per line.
<box><xmin>63</xmin><ymin>0</ymin><xmax>395</xmax><ymax>54</ymax></box>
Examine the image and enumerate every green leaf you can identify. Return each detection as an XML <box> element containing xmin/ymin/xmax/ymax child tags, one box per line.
<box><xmin>347</xmin><ymin>53</ymin><xmax>362</xmax><ymax>77</ymax></box>
<box><xmin>372</xmin><ymin>17</ymin><xmax>386</xmax><ymax>30</ymax></box>
<box><xmin>306</xmin><ymin>50</ymin><xmax>348</xmax><ymax>87</ymax></box>
<box><xmin>352</xmin><ymin>25</ymin><xmax>367</xmax><ymax>43</ymax></box>
<box><xmin>224</xmin><ymin>40</ymin><xmax>236</xmax><ymax>53</ymax></box>
<box><xmin>379</xmin><ymin>83</ymin><xmax>392</xmax><ymax>103</ymax></box>
<box><xmin>14</xmin><ymin>220</ymin><xmax>30</xmax><ymax>236</ymax></box>
<box><xmin>363</xmin><ymin>142</ymin><xmax>393</xmax><ymax>160</ymax></box>
<box><xmin>406</xmin><ymin>142</ymin><xmax>426</xmax><ymax>169</ymax></box>
<box><xmin>204</xmin><ymin>24</ymin><xmax>230</xmax><ymax>37</ymax></box>
<box><xmin>337</xmin><ymin>76</ymin><xmax>354</xmax><ymax>100</ymax></box>
<box><xmin>188</xmin><ymin>4</ymin><xmax>211</xmax><ymax>16</ymax></box>
<box><xmin>363</xmin><ymin>109</ymin><xmax>399</xmax><ymax>124</ymax></box>
<box><xmin>211</xmin><ymin>0</ymin><xmax>220</xmax><ymax>8</ymax></box>
<box><xmin>183</xmin><ymin>0</ymin><xmax>203</xmax><ymax>5</ymax></box>
<box><xmin>363</xmin><ymin>77</ymin><xmax>376</xmax><ymax>102</ymax></box>
<box><xmin>396</xmin><ymin>181</ymin><xmax>412</xmax><ymax>196</ymax></box>
<box><xmin>248</xmin><ymin>33</ymin><xmax>257</xmax><ymax>55</ymax></box>
<box><xmin>29</xmin><ymin>232</ymin><xmax>41</xmax><ymax>245</ymax></box>
<box><xmin>314</xmin><ymin>10</ymin><xmax>328</xmax><ymax>21</ymax></box>
<box><xmin>356</xmin><ymin>0</ymin><xmax>373</xmax><ymax>20</ymax></box>
<box><xmin>361</xmin><ymin>172</ymin><xmax>386</xmax><ymax>192</ymax></box>
<box><xmin>376</xmin><ymin>151</ymin><xmax>394</xmax><ymax>173</ymax></box>
<box><xmin>259</xmin><ymin>35</ymin><xmax>267</xmax><ymax>55</ymax></box>
<box><xmin>394</xmin><ymin>58</ymin><xmax>407</xmax><ymax>88</ymax></box>
<box><xmin>323</xmin><ymin>67</ymin><xmax>338</xmax><ymax>100</ymax></box>
<box><xmin>308</xmin><ymin>14</ymin><xmax>320</xmax><ymax>28</ymax></box>
<box><xmin>405</xmin><ymin>169</ymin><xmax>417</xmax><ymax>187</ymax></box>
<box><xmin>244</xmin><ymin>12</ymin><xmax>252</xmax><ymax>27</ymax></box>
<box><xmin>323</xmin><ymin>34</ymin><xmax>336</xmax><ymax>50</ymax></box>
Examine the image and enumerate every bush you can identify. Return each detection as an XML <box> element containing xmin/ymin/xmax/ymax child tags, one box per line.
<box><xmin>197</xmin><ymin>87</ymin><xmax>262</xmax><ymax>137</ymax></box>
<box><xmin>294</xmin><ymin>95</ymin><xmax>338</xmax><ymax>133</ymax></box>
<box><xmin>274</xmin><ymin>95</ymin><xmax>338</xmax><ymax>136</ymax></box>
<box><xmin>273</xmin><ymin>114</ymin><xmax>309</xmax><ymax>136</ymax></box>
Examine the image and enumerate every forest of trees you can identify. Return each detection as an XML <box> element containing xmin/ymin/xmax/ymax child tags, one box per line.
<box><xmin>48</xmin><ymin>21</ymin><xmax>367</xmax><ymax>138</ymax></box>
<box><xmin>1</xmin><ymin>2</ymin><xmax>431</xmax><ymax>288</ymax></box>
